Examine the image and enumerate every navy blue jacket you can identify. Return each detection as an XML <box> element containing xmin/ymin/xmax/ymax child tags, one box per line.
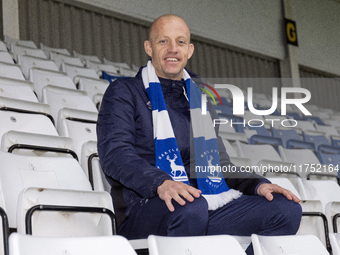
<box><xmin>97</xmin><ymin>67</ymin><xmax>268</xmax><ymax>227</ymax></box>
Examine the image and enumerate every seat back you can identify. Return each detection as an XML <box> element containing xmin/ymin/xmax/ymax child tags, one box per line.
<box><xmin>0</xmin><ymin>51</ymin><xmax>14</xmax><ymax>64</ymax></box>
<box><xmin>0</xmin><ymin>41</ymin><xmax>7</xmax><ymax>51</ymax></box>
<box><xmin>11</xmin><ymin>45</ymin><xmax>46</xmax><ymax>62</ymax></box>
<box><xmin>42</xmin><ymin>85</ymin><xmax>98</xmax><ymax>124</ymax></box>
<box><xmin>0</xmin><ymin>77</ymin><xmax>37</xmax><ymax>102</ymax></box>
<box><xmin>81</xmin><ymin>141</ymin><xmax>111</xmax><ymax>192</ymax></box>
<box><xmin>0</xmin><ymin>183</ymin><xmax>8</xmax><ymax>255</ymax></box>
<box><xmin>9</xmin><ymin>233</ymin><xmax>136</xmax><ymax>255</ymax></box>
<box><xmin>298</xmin><ymin>200</ymin><xmax>328</xmax><ymax>248</ymax></box>
<box><xmin>0</xmin><ymin>151</ymin><xmax>92</xmax><ymax>228</ymax></box>
<box><xmin>61</xmin><ymin>63</ymin><xmax>99</xmax><ymax>82</ymax></box>
<box><xmin>0</xmin><ymin>97</ymin><xmax>57</xmax><ymax>139</ymax></box>
<box><xmin>29</xmin><ymin>68</ymin><xmax>76</xmax><ymax>101</ymax></box>
<box><xmin>74</xmin><ymin>51</ymin><xmax>101</xmax><ymax>64</ymax></box>
<box><xmin>303</xmin><ymin>180</ymin><xmax>340</xmax><ymax>210</ymax></box>
<box><xmin>85</xmin><ymin>60</ymin><xmax>119</xmax><ymax>76</ymax></box>
<box><xmin>303</xmin><ymin>132</ymin><xmax>331</xmax><ymax>150</ymax></box>
<box><xmin>77</xmin><ymin>77</ymin><xmax>109</xmax><ymax>101</ymax></box>
<box><xmin>40</xmin><ymin>43</ymin><xmax>70</xmax><ymax>56</ymax></box>
<box><xmin>17</xmin><ymin>187</ymin><xmax>114</xmax><ymax>236</ymax></box>
<box><xmin>57</xmin><ymin>108</ymin><xmax>98</xmax><ymax>159</ymax></box>
<box><xmin>0</xmin><ymin>62</ymin><xmax>25</xmax><ymax>81</ymax></box>
<box><xmin>325</xmin><ymin>201</ymin><xmax>340</xmax><ymax>233</ymax></box>
<box><xmin>271</xmin><ymin>127</ymin><xmax>302</xmax><ymax>147</ymax></box>
<box><xmin>329</xmin><ymin>233</ymin><xmax>340</xmax><ymax>255</ymax></box>
<box><xmin>251</xmin><ymin>234</ymin><xmax>329</xmax><ymax>255</ymax></box>
<box><xmin>17</xmin><ymin>55</ymin><xmax>59</xmax><ymax>79</ymax></box>
<box><xmin>1</xmin><ymin>130</ymin><xmax>75</xmax><ymax>158</ymax></box>
<box><xmin>148</xmin><ymin>235</ymin><xmax>246</xmax><ymax>255</ymax></box>
<box><xmin>278</xmin><ymin>147</ymin><xmax>321</xmax><ymax>179</ymax></box>
<box><xmin>236</xmin><ymin>141</ymin><xmax>282</xmax><ymax>166</ymax></box>
<box><xmin>50</xmin><ymin>51</ymin><xmax>83</xmax><ymax>69</ymax></box>
<box><xmin>316</xmin><ymin>124</ymin><xmax>339</xmax><ymax>138</ymax></box>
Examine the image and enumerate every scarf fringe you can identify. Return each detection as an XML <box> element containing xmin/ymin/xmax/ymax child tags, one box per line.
<box><xmin>203</xmin><ymin>189</ymin><xmax>242</xmax><ymax>210</ymax></box>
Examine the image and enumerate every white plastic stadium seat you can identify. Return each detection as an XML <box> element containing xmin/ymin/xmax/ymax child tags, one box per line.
<box><xmin>40</xmin><ymin>43</ymin><xmax>71</xmax><ymax>56</ymax></box>
<box><xmin>251</xmin><ymin>234</ymin><xmax>329</xmax><ymax>255</ymax></box>
<box><xmin>57</xmin><ymin>108</ymin><xmax>97</xmax><ymax>160</ymax></box>
<box><xmin>29</xmin><ymin>68</ymin><xmax>76</xmax><ymax>101</ymax></box>
<box><xmin>235</xmin><ymin>142</ymin><xmax>295</xmax><ymax>176</ymax></box>
<box><xmin>50</xmin><ymin>51</ymin><xmax>83</xmax><ymax>69</ymax></box>
<box><xmin>0</xmin><ymin>151</ymin><xmax>92</xmax><ymax>228</ymax></box>
<box><xmin>315</xmin><ymin>123</ymin><xmax>340</xmax><ymax>139</ymax></box>
<box><xmin>9</xmin><ymin>233</ymin><xmax>136</xmax><ymax>255</ymax></box>
<box><xmin>102</xmin><ymin>58</ymin><xmax>136</xmax><ymax>76</ymax></box>
<box><xmin>222</xmin><ymin>139</ymin><xmax>252</xmax><ymax>168</ymax></box>
<box><xmin>0</xmin><ymin>77</ymin><xmax>37</xmax><ymax>102</ymax></box>
<box><xmin>0</xmin><ymin>182</ymin><xmax>8</xmax><ymax>255</ymax></box>
<box><xmin>17</xmin><ymin>187</ymin><xmax>115</xmax><ymax>236</ymax></box>
<box><xmin>6</xmin><ymin>37</ymin><xmax>37</xmax><ymax>50</ymax></box>
<box><xmin>325</xmin><ymin>201</ymin><xmax>340</xmax><ymax>233</ymax></box>
<box><xmin>103</xmin><ymin>58</ymin><xmax>131</xmax><ymax>69</ymax></box>
<box><xmin>236</xmin><ymin>141</ymin><xmax>282</xmax><ymax>166</ymax></box>
<box><xmin>0</xmin><ymin>51</ymin><xmax>15</xmax><ymax>64</ymax></box>
<box><xmin>329</xmin><ymin>233</ymin><xmax>340</xmax><ymax>255</ymax></box>
<box><xmin>11</xmin><ymin>44</ymin><xmax>46</xmax><ymax>62</ymax></box>
<box><xmin>81</xmin><ymin>140</ymin><xmax>111</xmax><ymax>192</ymax></box>
<box><xmin>0</xmin><ymin>62</ymin><xmax>25</xmax><ymax>80</ymax></box>
<box><xmin>85</xmin><ymin>60</ymin><xmax>119</xmax><ymax>77</ymax></box>
<box><xmin>1</xmin><ymin>130</ymin><xmax>75</xmax><ymax>158</ymax></box>
<box><xmin>148</xmin><ymin>234</ymin><xmax>246</xmax><ymax>255</ymax></box>
<box><xmin>298</xmin><ymin>200</ymin><xmax>329</xmax><ymax>250</ymax></box>
<box><xmin>73</xmin><ymin>51</ymin><xmax>101</xmax><ymax>64</ymax></box>
<box><xmin>77</xmin><ymin>76</ymin><xmax>109</xmax><ymax>102</ymax></box>
<box><xmin>0</xmin><ymin>41</ymin><xmax>7</xmax><ymax>51</ymax></box>
<box><xmin>42</xmin><ymin>85</ymin><xmax>98</xmax><ymax>125</ymax></box>
<box><xmin>17</xmin><ymin>54</ymin><xmax>59</xmax><ymax>79</ymax></box>
<box><xmin>118</xmin><ymin>66</ymin><xmax>138</xmax><ymax>77</ymax></box>
<box><xmin>0</xmin><ymin>97</ymin><xmax>57</xmax><ymax>138</ymax></box>
<box><xmin>218</xmin><ymin>125</ymin><xmax>248</xmax><ymax>143</ymax></box>
<box><xmin>61</xmin><ymin>62</ymin><xmax>99</xmax><ymax>83</ymax></box>
<box><xmin>279</xmin><ymin>146</ymin><xmax>337</xmax><ymax>180</ymax></box>
<box><xmin>303</xmin><ymin>180</ymin><xmax>340</xmax><ymax>211</ymax></box>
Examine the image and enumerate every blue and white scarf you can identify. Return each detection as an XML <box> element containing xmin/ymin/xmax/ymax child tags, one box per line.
<box><xmin>142</xmin><ymin>61</ymin><xmax>242</xmax><ymax>210</ymax></box>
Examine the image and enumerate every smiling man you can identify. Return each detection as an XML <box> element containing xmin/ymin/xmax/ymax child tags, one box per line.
<box><xmin>144</xmin><ymin>15</ymin><xmax>194</xmax><ymax>80</ymax></box>
<box><xmin>97</xmin><ymin>14</ymin><xmax>302</xmax><ymax>255</ymax></box>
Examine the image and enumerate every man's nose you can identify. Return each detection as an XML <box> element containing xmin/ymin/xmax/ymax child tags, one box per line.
<box><xmin>167</xmin><ymin>40</ymin><xmax>178</xmax><ymax>53</ymax></box>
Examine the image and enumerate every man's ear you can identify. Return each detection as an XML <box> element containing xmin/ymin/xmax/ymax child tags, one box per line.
<box><xmin>144</xmin><ymin>40</ymin><xmax>152</xmax><ymax>57</ymax></box>
<box><xmin>188</xmin><ymin>43</ymin><xmax>194</xmax><ymax>60</ymax></box>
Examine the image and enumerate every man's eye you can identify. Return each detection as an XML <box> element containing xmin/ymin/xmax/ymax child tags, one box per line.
<box><xmin>160</xmin><ymin>40</ymin><xmax>166</xmax><ymax>43</ymax></box>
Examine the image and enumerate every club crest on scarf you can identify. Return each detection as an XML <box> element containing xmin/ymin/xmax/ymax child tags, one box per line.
<box><xmin>203</xmin><ymin>150</ymin><xmax>223</xmax><ymax>186</ymax></box>
<box><xmin>157</xmin><ymin>147</ymin><xmax>189</xmax><ymax>182</ymax></box>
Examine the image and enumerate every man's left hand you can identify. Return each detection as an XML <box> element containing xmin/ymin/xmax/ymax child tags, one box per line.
<box><xmin>257</xmin><ymin>183</ymin><xmax>300</xmax><ymax>203</ymax></box>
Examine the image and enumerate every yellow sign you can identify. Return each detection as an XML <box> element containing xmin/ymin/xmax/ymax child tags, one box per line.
<box><xmin>285</xmin><ymin>19</ymin><xmax>298</xmax><ymax>46</ymax></box>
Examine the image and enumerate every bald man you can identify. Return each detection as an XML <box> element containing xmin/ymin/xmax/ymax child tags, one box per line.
<box><xmin>97</xmin><ymin>15</ymin><xmax>302</xmax><ymax>255</ymax></box>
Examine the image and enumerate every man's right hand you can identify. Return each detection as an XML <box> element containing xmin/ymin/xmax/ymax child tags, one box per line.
<box><xmin>157</xmin><ymin>180</ymin><xmax>202</xmax><ymax>212</ymax></box>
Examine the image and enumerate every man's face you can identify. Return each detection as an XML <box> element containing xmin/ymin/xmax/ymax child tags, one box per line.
<box><xmin>144</xmin><ymin>16</ymin><xmax>194</xmax><ymax>80</ymax></box>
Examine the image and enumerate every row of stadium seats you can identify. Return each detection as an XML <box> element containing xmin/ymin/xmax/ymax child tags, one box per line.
<box><xmin>214</xmin><ymin>90</ymin><xmax>340</xmax><ymax>254</ymax></box>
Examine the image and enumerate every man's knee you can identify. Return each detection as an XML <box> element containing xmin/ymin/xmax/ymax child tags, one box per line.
<box><xmin>168</xmin><ymin>196</ymin><xmax>209</xmax><ymax>235</ymax></box>
<box><xmin>269</xmin><ymin>194</ymin><xmax>302</xmax><ymax>234</ymax></box>
<box><xmin>174</xmin><ymin>195</ymin><xmax>209</xmax><ymax>221</ymax></box>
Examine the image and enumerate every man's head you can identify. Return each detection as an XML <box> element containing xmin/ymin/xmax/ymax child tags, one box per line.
<box><xmin>144</xmin><ymin>14</ymin><xmax>194</xmax><ymax>80</ymax></box>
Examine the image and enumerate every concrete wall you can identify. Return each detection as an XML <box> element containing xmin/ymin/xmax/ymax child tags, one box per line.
<box><xmin>76</xmin><ymin>0</ymin><xmax>340</xmax><ymax>76</ymax></box>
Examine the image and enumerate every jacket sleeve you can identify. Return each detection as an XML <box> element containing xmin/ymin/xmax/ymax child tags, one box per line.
<box><xmin>96</xmin><ymin>79</ymin><xmax>172</xmax><ymax>199</ymax></box>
